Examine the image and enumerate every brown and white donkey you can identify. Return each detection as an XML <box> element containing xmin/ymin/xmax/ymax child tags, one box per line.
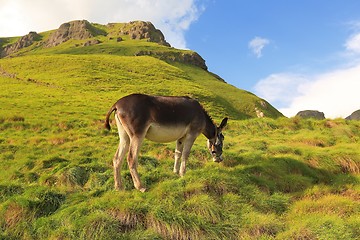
<box><xmin>105</xmin><ymin>93</ymin><xmax>228</xmax><ymax>192</ymax></box>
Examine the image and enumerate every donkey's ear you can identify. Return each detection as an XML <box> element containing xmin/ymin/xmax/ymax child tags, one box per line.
<box><xmin>219</xmin><ymin>117</ymin><xmax>228</xmax><ymax>130</ymax></box>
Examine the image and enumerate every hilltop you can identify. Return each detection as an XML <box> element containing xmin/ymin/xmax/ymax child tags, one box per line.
<box><xmin>0</xmin><ymin>20</ymin><xmax>282</xmax><ymax>119</ymax></box>
<box><xmin>0</xmin><ymin>20</ymin><xmax>203</xmax><ymax>69</ymax></box>
<box><xmin>1</xmin><ymin>20</ymin><xmax>170</xmax><ymax>54</ymax></box>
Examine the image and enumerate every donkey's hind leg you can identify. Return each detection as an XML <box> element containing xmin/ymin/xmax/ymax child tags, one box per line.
<box><xmin>113</xmin><ymin>114</ymin><xmax>130</xmax><ymax>190</ymax></box>
<box><xmin>113</xmin><ymin>139</ymin><xmax>129</xmax><ymax>190</ymax></box>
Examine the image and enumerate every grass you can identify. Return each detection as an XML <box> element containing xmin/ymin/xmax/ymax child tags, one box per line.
<box><xmin>0</xmin><ymin>23</ymin><xmax>359</xmax><ymax>239</ymax></box>
<box><xmin>1</xmin><ymin>101</ymin><xmax>359</xmax><ymax>239</ymax></box>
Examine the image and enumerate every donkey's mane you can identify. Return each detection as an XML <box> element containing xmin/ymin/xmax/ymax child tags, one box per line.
<box><xmin>201</xmin><ymin>104</ymin><xmax>214</xmax><ymax>124</ymax></box>
<box><xmin>183</xmin><ymin>95</ymin><xmax>215</xmax><ymax>126</ymax></box>
<box><xmin>198</xmin><ymin>102</ymin><xmax>217</xmax><ymax>139</ymax></box>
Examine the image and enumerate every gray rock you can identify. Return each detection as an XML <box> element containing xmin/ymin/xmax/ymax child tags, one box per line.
<box><xmin>45</xmin><ymin>20</ymin><xmax>105</xmax><ymax>47</ymax></box>
<box><xmin>346</xmin><ymin>110</ymin><xmax>360</xmax><ymax>120</ymax></box>
<box><xmin>296</xmin><ymin>110</ymin><xmax>325</xmax><ymax>120</ymax></box>
<box><xmin>120</xmin><ymin>21</ymin><xmax>171</xmax><ymax>47</ymax></box>
<box><xmin>1</xmin><ymin>31</ymin><xmax>40</xmax><ymax>57</ymax></box>
<box><xmin>83</xmin><ymin>39</ymin><xmax>101</xmax><ymax>47</ymax></box>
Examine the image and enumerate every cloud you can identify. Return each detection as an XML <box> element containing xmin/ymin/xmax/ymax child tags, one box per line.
<box><xmin>254</xmin><ymin>73</ymin><xmax>310</xmax><ymax>108</ymax></box>
<box><xmin>254</xmin><ymin>22</ymin><xmax>360</xmax><ymax>119</ymax></box>
<box><xmin>248</xmin><ymin>37</ymin><xmax>270</xmax><ymax>58</ymax></box>
<box><xmin>345</xmin><ymin>33</ymin><xmax>360</xmax><ymax>53</ymax></box>
<box><xmin>278</xmin><ymin>65</ymin><xmax>360</xmax><ymax>118</ymax></box>
<box><xmin>254</xmin><ymin>59</ymin><xmax>360</xmax><ymax>119</ymax></box>
<box><xmin>345</xmin><ymin>32</ymin><xmax>360</xmax><ymax>55</ymax></box>
<box><xmin>0</xmin><ymin>0</ymin><xmax>205</xmax><ymax>49</ymax></box>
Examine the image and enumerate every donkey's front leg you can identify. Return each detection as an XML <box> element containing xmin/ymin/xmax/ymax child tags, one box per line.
<box><xmin>179</xmin><ymin>135</ymin><xmax>196</xmax><ymax>177</ymax></box>
<box><xmin>127</xmin><ymin>137</ymin><xmax>146</xmax><ymax>192</ymax></box>
<box><xmin>174</xmin><ymin>137</ymin><xmax>185</xmax><ymax>174</ymax></box>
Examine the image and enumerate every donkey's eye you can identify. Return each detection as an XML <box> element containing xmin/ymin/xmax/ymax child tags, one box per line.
<box><xmin>218</xmin><ymin>133</ymin><xmax>224</xmax><ymax>140</ymax></box>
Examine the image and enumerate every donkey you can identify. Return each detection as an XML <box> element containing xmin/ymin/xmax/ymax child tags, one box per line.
<box><xmin>105</xmin><ymin>93</ymin><xmax>228</xmax><ymax>192</ymax></box>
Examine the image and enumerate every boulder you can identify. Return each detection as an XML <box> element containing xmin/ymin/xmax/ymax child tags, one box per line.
<box><xmin>296</xmin><ymin>110</ymin><xmax>325</xmax><ymax>120</ymax></box>
<box><xmin>345</xmin><ymin>110</ymin><xmax>360</xmax><ymax>120</ymax></box>
<box><xmin>83</xmin><ymin>39</ymin><xmax>101</xmax><ymax>47</ymax></box>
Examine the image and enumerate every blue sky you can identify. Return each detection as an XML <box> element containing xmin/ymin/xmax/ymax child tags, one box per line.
<box><xmin>187</xmin><ymin>1</ymin><xmax>353</xmax><ymax>89</ymax></box>
<box><xmin>1</xmin><ymin>0</ymin><xmax>360</xmax><ymax>118</ymax></box>
<box><xmin>185</xmin><ymin>1</ymin><xmax>360</xmax><ymax>118</ymax></box>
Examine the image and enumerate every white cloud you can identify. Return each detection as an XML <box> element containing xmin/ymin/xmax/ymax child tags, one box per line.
<box><xmin>345</xmin><ymin>32</ymin><xmax>360</xmax><ymax>54</ymax></box>
<box><xmin>0</xmin><ymin>0</ymin><xmax>205</xmax><ymax>49</ymax></box>
<box><xmin>278</xmin><ymin>65</ymin><xmax>360</xmax><ymax>118</ymax></box>
<box><xmin>255</xmin><ymin>60</ymin><xmax>360</xmax><ymax>119</ymax></box>
<box><xmin>254</xmin><ymin>22</ymin><xmax>360</xmax><ymax>119</ymax></box>
<box><xmin>248</xmin><ymin>37</ymin><xmax>270</xmax><ymax>58</ymax></box>
<box><xmin>254</xmin><ymin>73</ymin><xmax>310</xmax><ymax>108</ymax></box>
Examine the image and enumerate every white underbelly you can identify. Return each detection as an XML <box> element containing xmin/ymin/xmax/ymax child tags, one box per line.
<box><xmin>145</xmin><ymin>124</ymin><xmax>188</xmax><ymax>143</ymax></box>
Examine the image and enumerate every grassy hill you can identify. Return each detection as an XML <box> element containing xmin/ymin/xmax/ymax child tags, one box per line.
<box><xmin>0</xmin><ymin>20</ymin><xmax>359</xmax><ymax>239</ymax></box>
<box><xmin>0</xmin><ymin>27</ymin><xmax>282</xmax><ymax>120</ymax></box>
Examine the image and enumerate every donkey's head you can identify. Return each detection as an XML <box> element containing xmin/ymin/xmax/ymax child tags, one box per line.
<box><xmin>207</xmin><ymin>117</ymin><xmax>228</xmax><ymax>162</ymax></box>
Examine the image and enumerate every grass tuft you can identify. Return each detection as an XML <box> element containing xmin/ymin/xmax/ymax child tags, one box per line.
<box><xmin>336</xmin><ymin>156</ymin><xmax>360</xmax><ymax>174</ymax></box>
<box><xmin>60</xmin><ymin>166</ymin><xmax>90</xmax><ymax>187</ymax></box>
<box><xmin>42</xmin><ymin>157</ymin><xmax>69</xmax><ymax>169</ymax></box>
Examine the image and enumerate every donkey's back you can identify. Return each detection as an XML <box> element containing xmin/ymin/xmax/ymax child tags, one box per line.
<box><xmin>106</xmin><ymin>94</ymin><xmax>207</xmax><ymax>132</ymax></box>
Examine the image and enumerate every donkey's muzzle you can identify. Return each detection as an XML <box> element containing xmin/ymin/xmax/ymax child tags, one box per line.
<box><xmin>213</xmin><ymin>155</ymin><xmax>223</xmax><ymax>163</ymax></box>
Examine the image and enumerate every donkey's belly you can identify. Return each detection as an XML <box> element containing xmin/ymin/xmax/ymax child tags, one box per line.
<box><xmin>145</xmin><ymin>124</ymin><xmax>188</xmax><ymax>143</ymax></box>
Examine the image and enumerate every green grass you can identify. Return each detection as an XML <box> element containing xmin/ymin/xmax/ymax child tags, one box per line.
<box><xmin>0</xmin><ymin>23</ymin><xmax>359</xmax><ymax>239</ymax></box>
<box><xmin>1</xmin><ymin>81</ymin><xmax>359</xmax><ymax>239</ymax></box>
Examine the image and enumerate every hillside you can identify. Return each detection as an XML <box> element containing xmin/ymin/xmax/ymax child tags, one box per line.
<box><xmin>0</xmin><ymin>20</ymin><xmax>282</xmax><ymax>120</ymax></box>
<box><xmin>1</xmin><ymin>20</ymin><xmax>359</xmax><ymax>239</ymax></box>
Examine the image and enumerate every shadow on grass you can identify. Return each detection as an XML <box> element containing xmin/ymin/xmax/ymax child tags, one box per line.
<box><xmin>221</xmin><ymin>153</ymin><xmax>358</xmax><ymax>195</ymax></box>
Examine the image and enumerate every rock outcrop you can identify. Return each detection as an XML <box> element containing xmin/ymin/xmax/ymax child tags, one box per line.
<box><xmin>0</xmin><ymin>20</ymin><xmax>208</xmax><ymax>69</ymax></box>
<box><xmin>1</xmin><ymin>31</ymin><xmax>41</xmax><ymax>57</ymax></box>
<box><xmin>346</xmin><ymin>110</ymin><xmax>360</xmax><ymax>120</ymax></box>
<box><xmin>45</xmin><ymin>20</ymin><xmax>105</xmax><ymax>47</ymax></box>
<box><xmin>110</xmin><ymin>21</ymin><xmax>170</xmax><ymax>47</ymax></box>
<box><xmin>296</xmin><ymin>110</ymin><xmax>325</xmax><ymax>120</ymax></box>
<box><xmin>135</xmin><ymin>50</ymin><xmax>207</xmax><ymax>70</ymax></box>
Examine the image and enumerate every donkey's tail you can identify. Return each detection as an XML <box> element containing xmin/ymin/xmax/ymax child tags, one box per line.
<box><xmin>104</xmin><ymin>104</ymin><xmax>117</xmax><ymax>131</ymax></box>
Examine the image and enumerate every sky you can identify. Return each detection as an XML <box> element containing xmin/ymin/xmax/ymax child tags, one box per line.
<box><xmin>1</xmin><ymin>0</ymin><xmax>360</xmax><ymax>118</ymax></box>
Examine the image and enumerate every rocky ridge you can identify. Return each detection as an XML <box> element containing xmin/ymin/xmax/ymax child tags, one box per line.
<box><xmin>135</xmin><ymin>50</ymin><xmax>207</xmax><ymax>70</ymax></box>
<box><xmin>0</xmin><ymin>20</ymin><xmax>206</xmax><ymax>69</ymax></box>
<box><xmin>112</xmin><ymin>21</ymin><xmax>170</xmax><ymax>47</ymax></box>
<box><xmin>0</xmin><ymin>31</ymin><xmax>41</xmax><ymax>58</ymax></box>
<box><xmin>45</xmin><ymin>20</ymin><xmax>106</xmax><ymax>47</ymax></box>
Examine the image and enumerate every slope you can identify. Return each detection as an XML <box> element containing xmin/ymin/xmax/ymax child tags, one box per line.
<box><xmin>0</xmin><ymin>20</ymin><xmax>282</xmax><ymax>119</ymax></box>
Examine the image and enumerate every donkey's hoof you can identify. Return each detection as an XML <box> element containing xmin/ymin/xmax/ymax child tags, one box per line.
<box><xmin>139</xmin><ymin>187</ymin><xmax>147</xmax><ymax>193</ymax></box>
<box><xmin>114</xmin><ymin>185</ymin><xmax>124</xmax><ymax>191</ymax></box>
